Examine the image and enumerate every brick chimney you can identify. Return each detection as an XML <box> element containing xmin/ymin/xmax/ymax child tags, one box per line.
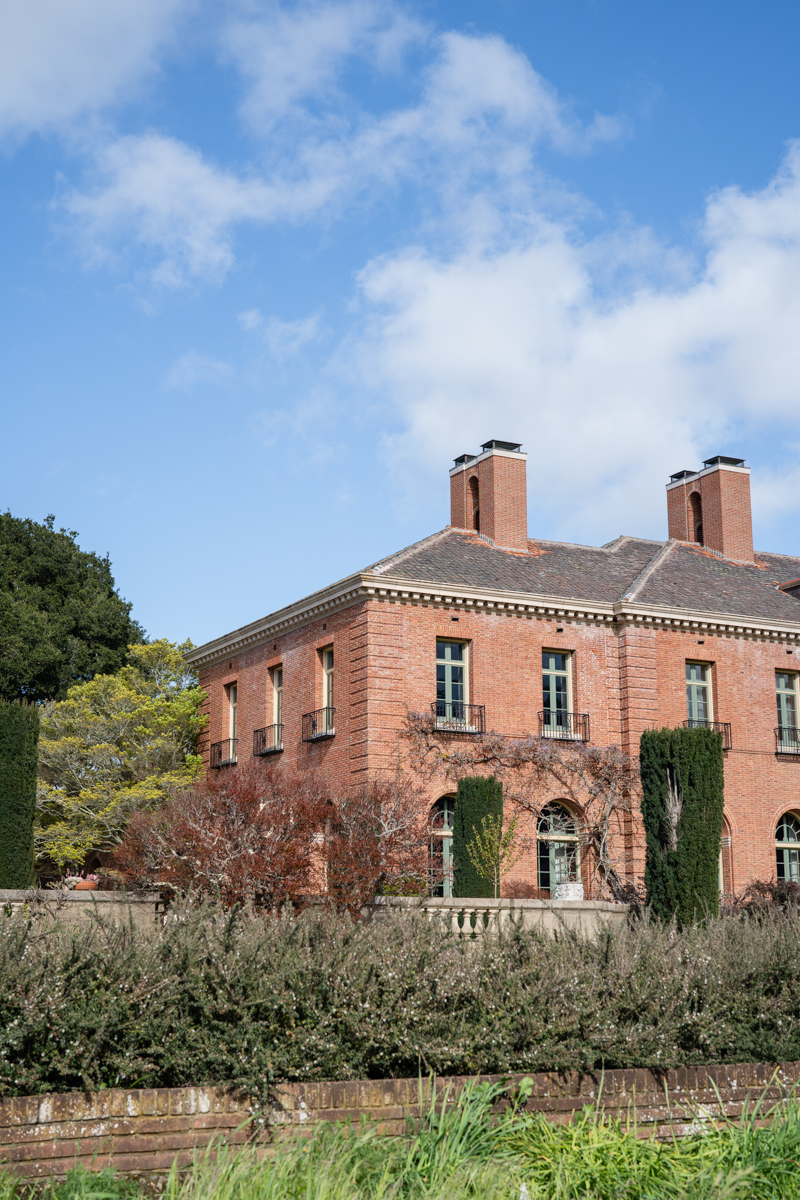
<box><xmin>666</xmin><ymin>455</ymin><xmax>754</xmax><ymax>562</ymax></box>
<box><xmin>450</xmin><ymin>440</ymin><xmax>528</xmax><ymax>550</ymax></box>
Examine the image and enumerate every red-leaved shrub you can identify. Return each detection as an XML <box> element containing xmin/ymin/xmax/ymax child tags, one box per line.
<box><xmin>112</xmin><ymin>768</ymin><xmax>434</xmax><ymax>913</ymax></box>
<box><xmin>111</xmin><ymin>764</ymin><xmax>329</xmax><ymax>909</ymax></box>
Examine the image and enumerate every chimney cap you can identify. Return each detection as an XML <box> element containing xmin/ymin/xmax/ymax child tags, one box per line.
<box><xmin>453</xmin><ymin>453</ymin><xmax>477</xmax><ymax>466</ymax></box>
<box><xmin>703</xmin><ymin>455</ymin><xmax>746</xmax><ymax>469</ymax></box>
<box><xmin>480</xmin><ymin>439</ymin><xmax>523</xmax><ymax>453</ymax></box>
<box><xmin>669</xmin><ymin>469</ymin><xmax>697</xmax><ymax>483</ymax></box>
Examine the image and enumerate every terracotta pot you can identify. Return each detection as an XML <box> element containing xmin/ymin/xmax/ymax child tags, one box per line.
<box><xmin>72</xmin><ymin>880</ymin><xmax>98</xmax><ymax>891</ymax></box>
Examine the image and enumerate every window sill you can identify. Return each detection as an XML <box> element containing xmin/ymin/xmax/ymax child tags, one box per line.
<box><xmin>254</xmin><ymin>746</ymin><xmax>283</xmax><ymax>756</ymax></box>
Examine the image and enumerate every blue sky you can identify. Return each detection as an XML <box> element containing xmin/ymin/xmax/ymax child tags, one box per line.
<box><xmin>4</xmin><ymin>1</ymin><xmax>800</xmax><ymax>647</ymax></box>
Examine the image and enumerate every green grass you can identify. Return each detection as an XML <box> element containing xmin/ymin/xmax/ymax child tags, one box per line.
<box><xmin>8</xmin><ymin>1081</ymin><xmax>800</xmax><ymax>1200</ymax></box>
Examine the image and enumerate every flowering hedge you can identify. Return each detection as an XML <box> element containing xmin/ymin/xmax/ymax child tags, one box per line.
<box><xmin>2</xmin><ymin>902</ymin><xmax>800</xmax><ymax>1097</ymax></box>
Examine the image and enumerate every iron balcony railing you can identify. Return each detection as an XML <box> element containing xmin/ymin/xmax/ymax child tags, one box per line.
<box><xmin>776</xmin><ymin>726</ymin><xmax>800</xmax><ymax>755</ymax></box>
<box><xmin>210</xmin><ymin>738</ymin><xmax>238</xmax><ymax>768</ymax></box>
<box><xmin>253</xmin><ymin>724</ymin><xmax>284</xmax><ymax>756</ymax></box>
<box><xmin>431</xmin><ymin>701</ymin><xmax>485</xmax><ymax>733</ymax></box>
<box><xmin>538</xmin><ymin>711</ymin><xmax>590</xmax><ymax>742</ymax></box>
<box><xmin>682</xmin><ymin>719</ymin><xmax>732</xmax><ymax>750</ymax></box>
<box><xmin>302</xmin><ymin>707</ymin><xmax>335</xmax><ymax>742</ymax></box>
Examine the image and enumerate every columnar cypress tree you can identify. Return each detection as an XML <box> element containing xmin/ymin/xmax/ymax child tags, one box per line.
<box><xmin>640</xmin><ymin>726</ymin><xmax>724</xmax><ymax>924</ymax></box>
<box><xmin>0</xmin><ymin>700</ymin><xmax>40</xmax><ymax>888</ymax></box>
<box><xmin>453</xmin><ymin>775</ymin><xmax>503</xmax><ymax>898</ymax></box>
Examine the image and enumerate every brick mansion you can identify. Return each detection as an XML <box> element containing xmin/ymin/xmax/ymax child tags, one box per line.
<box><xmin>186</xmin><ymin>442</ymin><xmax>800</xmax><ymax>898</ymax></box>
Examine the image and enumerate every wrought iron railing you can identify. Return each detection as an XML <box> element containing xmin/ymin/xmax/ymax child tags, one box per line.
<box><xmin>210</xmin><ymin>738</ymin><xmax>238</xmax><ymax>768</ymax></box>
<box><xmin>776</xmin><ymin>726</ymin><xmax>800</xmax><ymax>755</ymax></box>
<box><xmin>302</xmin><ymin>707</ymin><xmax>335</xmax><ymax>742</ymax></box>
<box><xmin>682</xmin><ymin>719</ymin><xmax>732</xmax><ymax>750</ymax></box>
<box><xmin>538</xmin><ymin>711</ymin><xmax>590</xmax><ymax>741</ymax></box>
<box><xmin>431</xmin><ymin>701</ymin><xmax>485</xmax><ymax>733</ymax></box>
<box><xmin>253</xmin><ymin>724</ymin><xmax>284</xmax><ymax>756</ymax></box>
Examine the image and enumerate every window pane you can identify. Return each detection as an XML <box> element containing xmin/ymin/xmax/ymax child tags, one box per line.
<box><xmin>777</xmin><ymin>814</ymin><xmax>800</xmax><ymax>843</ymax></box>
<box><xmin>686</xmin><ymin>663</ymin><xmax>710</xmax><ymax>722</ymax></box>
<box><xmin>436</xmin><ymin>642</ymin><xmax>467</xmax><ymax>710</ymax></box>
<box><xmin>777</xmin><ymin>674</ymin><xmax>798</xmax><ymax>730</ymax></box>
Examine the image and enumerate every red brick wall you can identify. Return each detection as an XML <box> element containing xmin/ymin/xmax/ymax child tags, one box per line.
<box><xmin>199</xmin><ymin>594</ymin><xmax>800</xmax><ymax>897</ymax></box>
<box><xmin>4</xmin><ymin>1064</ymin><xmax>800</xmax><ymax>1176</ymax></box>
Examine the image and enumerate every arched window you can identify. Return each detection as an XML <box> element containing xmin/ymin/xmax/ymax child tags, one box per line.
<box><xmin>537</xmin><ymin>803</ymin><xmax>579</xmax><ymax>894</ymax></box>
<box><xmin>468</xmin><ymin>476</ymin><xmax>480</xmax><ymax>532</ymax></box>
<box><xmin>430</xmin><ymin>796</ymin><xmax>455</xmax><ymax>897</ymax></box>
<box><xmin>689</xmin><ymin>491</ymin><xmax>703</xmax><ymax>545</ymax></box>
<box><xmin>776</xmin><ymin>813</ymin><xmax>800</xmax><ymax>884</ymax></box>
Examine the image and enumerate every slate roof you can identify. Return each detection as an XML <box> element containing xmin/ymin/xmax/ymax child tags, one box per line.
<box><xmin>365</xmin><ymin>528</ymin><xmax>800</xmax><ymax>624</ymax></box>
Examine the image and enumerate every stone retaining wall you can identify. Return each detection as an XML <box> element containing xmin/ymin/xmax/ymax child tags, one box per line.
<box><xmin>3</xmin><ymin>1062</ymin><xmax>800</xmax><ymax>1179</ymax></box>
<box><xmin>0</xmin><ymin>890</ymin><xmax>162</xmax><ymax>931</ymax></box>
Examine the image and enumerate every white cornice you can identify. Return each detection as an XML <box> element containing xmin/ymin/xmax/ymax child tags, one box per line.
<box><xmin>666</xmin><ymin>462</ymin><xmax>750</xmax><ymax>491</ymax></box>
<box><xmin>185</xmin><ymin>572</ymin><xmax>800</xmax><ymax>668</ymax></box>
<box><xmin>612</xmin><ymin>599</ymin><xmax>800</xmax><ymax>641</ymax></box>
<box><xmin>449</xmin><ymin>447</ymin><xmax>527</xmax><ymax>477</ymax></box>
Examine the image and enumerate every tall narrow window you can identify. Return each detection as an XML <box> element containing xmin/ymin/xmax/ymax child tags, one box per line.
<box><xmin>226</xmin><ymin>683</ymin><xmax>238</xmax><ymax>763</ymax></box>
<box><xmin>686</xmin><ymin>663</ymin><xmax>711</xmax><ymax>725</ymax></box>
<box><xmin>776</xmin><ymin>672</ymin><xmax>798</xmax><ymax>752</ymax></box>
<box><xmin>542</xmin><ymin>651</ymin><xmax>571</xmax><ymax>736</ymax></box>
<box><xmin>537</xmin><ymin>803</ymin><xmax>579</xmax><ymax>894</ymax></box>
<box><xmin>430</xmin><ymin>796</ymin><xmax>455</xmax><ymax>898</ymax></box>
<box><xmin>323</xmin><ymin>648</ymin><xmax>334</xmax><ymax>710</ymax></box>
<box><xmin>689</xmin><ymin>491</ymin><xmax>703</xmax><ymax>544</ymax></box>
<box><xmin>468</xmin><ymin>476</ymin><xmax>480</xmax><ymax>532</ymax></box>
<box><xmin>776</xmin><ymin>813</ymin><xmax>800</xmax><ymax>884</ymax></box>
<box><xmin>436</xmin><ymin>640</ymin><xmax>465</xmax><ymax>723</ymax></box>
<box><xmin>273</xmin><ymin>667</ymin><xmax>283</xmax><ymax>728</ymax></box>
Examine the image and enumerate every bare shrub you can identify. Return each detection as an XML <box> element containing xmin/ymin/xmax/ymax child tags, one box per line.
<box><xmin>111</xmin><ymin>763</ymin><xmax>329</xmax><ymax>909</ymax></box>
<box><xmin>326</xmin><ymin>778</ymin><xmax>433</xmax><ymax>915</ymax></box>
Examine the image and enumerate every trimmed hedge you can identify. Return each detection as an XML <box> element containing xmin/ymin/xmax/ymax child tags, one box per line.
<box><xmin>0</xmin><ymin>700</ymin><xmax>40</xmax><ymax>888</ymax></box>
<box><xmin>3</xmin><ymin>903</ymin><xmax>800</xmax><ymax>1097</ymax></box>
<box><xmin>640</xmin><ymin>726</ymin><xmax>725</xmax><ymax>924</ymax></box>
<box><xmin>453</xmin><ymin>775</ymin><xmax>503</xmax><ymax>898</ymax></box>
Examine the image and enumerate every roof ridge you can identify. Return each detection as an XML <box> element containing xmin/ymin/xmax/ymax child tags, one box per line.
<box><xmin>529</xmin><ymin>535</ymin><xmax>664</xmax><ymax>555</ymax></box>
<box><xmin>621</xmin><ymin>540</ymin><xmax>677</xmax><ymax>601</ymax></box>
<box><xmin>368</xmin><ymin>527</ymin><xmax>453</xmax><ymax>576</ymax></box>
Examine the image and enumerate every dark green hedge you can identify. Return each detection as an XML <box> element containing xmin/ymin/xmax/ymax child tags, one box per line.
<box><xmin>453</xmin><ymin>775</ymin><xmax>503</xmax><ymax>898</ymax></box>
<box><xmin>640</xmin><ymin>726</ymin><xmax>725</xmax><ymax>924</ymax></box>
<box><xmin>0</xmin><ymin>700</ymin><xmax>40</xmax><ymax>888</ymax></box>
<box><xmin>3</xmin><ymin>903</ymin><xmax>800</xmax><ymax>1097</ymax></box>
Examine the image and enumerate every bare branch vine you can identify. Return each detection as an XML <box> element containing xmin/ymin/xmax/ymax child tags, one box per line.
<box><xmin>401</xmin><ymin>712</ymin><xmax>641</xmax><ymax>900</ymax></box>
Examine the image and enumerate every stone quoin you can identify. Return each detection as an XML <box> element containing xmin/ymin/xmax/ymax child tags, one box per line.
<box><xmin>185</xmin><ymin>442</ymin><xmax>800</xmax><ymax>897</ymax></box>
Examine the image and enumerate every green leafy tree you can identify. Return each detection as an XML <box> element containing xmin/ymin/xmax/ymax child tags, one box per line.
<box><xmin>453</xmin><ymin>775</ymin><xmax>503</xmax><ymax>898</ymax></box>
<box><xmin>35</xmin><ymin>640</ymin><xmax>206</xmax><ymax>872</ymax></box>
<box><xmin>465</xmin><ymin>810</ymin><xmax>524</xmax><ymax>899</ymax></box>
<box><xmin>0</xmin><ymin>513</ymin><xmax>143</xmax><ymax>702</ymax></box>
<box><xmin>0</xmin><ymin>701</ymin><xmax>40</xmax><ymax>887</ymax></box>
<box><xmin>640</xmin><ymin>726</ymin><xmax>725</xmax><ymax>924</ymax></box>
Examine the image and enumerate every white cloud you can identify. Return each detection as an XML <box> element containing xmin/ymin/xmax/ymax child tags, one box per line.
<box><xmin>165</xmin><ymin>351</ymin><xmax>233</xmax><ymax>390</ymax></box>
<box><xmin>239</xmin><ymin>310</ymin><xmax>320</xmax><ymax>358</ymax></box>
<box><xmin>224</xmin><ymin>0</ymin><xmax>426</xmax><ymax>133</ymax></box>
<box><xmin>0</xmin><ymin>0</ymin><xmax>188</xmax><ymax>140</ymax></box>
<box><xmin>63</xmin><ymin>22</ymin><xmax>619</xmax><ymax>285</ymax></box>
<box><xmin>353</xmin><ymin>142</ymin><xmax>800</xmax><ymax>540</ymax></box>
<box><xmin>64</xmin><ymin>135</ymin><xmax>278</xmax><ymax>285</ymax></box>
